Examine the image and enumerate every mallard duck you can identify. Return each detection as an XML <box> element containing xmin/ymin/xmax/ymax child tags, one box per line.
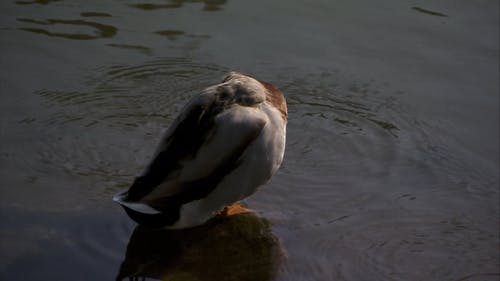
<box><xmin>113</xmin><ymin>72</ymin><xmax>287</xmax><ymax>229</ymax></box>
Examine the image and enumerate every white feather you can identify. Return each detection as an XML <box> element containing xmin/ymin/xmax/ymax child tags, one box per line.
<box><xmin>113</xmin><ymin>191</ymin><xmax>160</xmax><ymax>214</ymax></box>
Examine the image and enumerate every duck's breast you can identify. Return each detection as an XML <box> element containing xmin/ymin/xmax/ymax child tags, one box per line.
<box><xmin>171</xmin><ymin>102</ymin><xmax>286</xmax><ymax>228</ymax></box>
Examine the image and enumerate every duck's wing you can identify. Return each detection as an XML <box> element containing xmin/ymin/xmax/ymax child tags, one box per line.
<box><xmin>123</xmin><ymin>93</ymin><xmax>266</xmax><ymax>212</ymax></box>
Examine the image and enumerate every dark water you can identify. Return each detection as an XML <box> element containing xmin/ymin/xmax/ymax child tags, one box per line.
<box><xmin>1</xmin><ymin>0</ymin><xmax>498</xmax><ymax>280</ymax></box>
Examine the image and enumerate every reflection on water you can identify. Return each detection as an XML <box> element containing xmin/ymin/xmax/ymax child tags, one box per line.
<box><xmin>80</xmin><ymin>12</ymin><xmax>112</xmax><ymax>18</ymax></box>
<box><xmin>15</xmin><ymin>0</ymin><xmax>61</xmax><ymax>5</ymax></box>
<box><xmin>128</xmin><ymin>0</ymin><xmax>227</xmax><ymax>12</ymax></box>
<box><xmin>155</xmin><ymin>30</ymin><xmax>186</xmax><ymax>40</ymax></box>
<box><xmin>106</xmin><ymin>43</ymin><xmax>152</xmax><ymax>55</ymax></box>
<box><xmin>412</xmin><ymin>7</ymin><xmax>448</xmax><ymax>17</ymax></box>
<box><xmin>116</xmin><ymin>207</ymin><xmax>284</xmax><ymax>281</ymax></box>
<box><xmin>17</xmin><ymin>18</ymin><xmax>117</xmax><ymax>40</ymax></box>
<box><xmin>12</xmin><ymin>0</ymin><xmax>216</xmax><ymax>52</ymax></box>
<box><xmin>155</xmin><ymin>30</ymin><xmax>210</xmax><ymax>41</ymax></box>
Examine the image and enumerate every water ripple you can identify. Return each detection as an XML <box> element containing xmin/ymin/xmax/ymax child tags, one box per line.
<box><xmin>246</xmin><ymin>70</ymin><xmax>496</xmax><ymax>232</ymax></box>
<box><xmin>276</xmin><ymin>210</ymin><xmax>498</xmax><ymax>281</ymax></box>
<box><xmin>17</xmin><ymin>18</ymin><xmax>117</xmax><ymax>40</ymax></box>
<box><xmin>38</xmin><ymin>58</ymin><xmax>227</xmax><ymax>128</ymax></box>
<box><xmin>127</xmin><ymin>0</ymin><xmax>227</xmax><ymax>12</ymax></box>
<box><xmin>21</xmin><ymin>58</ymin><xmax>228</xmax><ymax>203</ymax></box>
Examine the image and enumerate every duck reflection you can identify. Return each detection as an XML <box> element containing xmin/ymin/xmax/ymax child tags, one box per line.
<box><xmin>116</xmin><ymin>205</ymin><xmax>284</xmax><ymax>281</ymax></box>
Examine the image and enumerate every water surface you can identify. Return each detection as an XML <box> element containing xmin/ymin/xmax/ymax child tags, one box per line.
<box><xmin>0</xmin><ymin>0</ymin><xmax>498</xmax><ymax>280</ymax></box>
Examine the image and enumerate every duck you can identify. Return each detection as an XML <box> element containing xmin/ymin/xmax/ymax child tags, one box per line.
<box><xmin>113</xmin><ymin>72</ymin><xmax>287</xmax><ymax>229</ymax></box>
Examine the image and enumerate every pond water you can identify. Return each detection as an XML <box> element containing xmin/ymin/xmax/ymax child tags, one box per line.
<box><xmin>0</xmin><ymin>0</ymin><xmax>498</xmax><ymax>280</ymax></box>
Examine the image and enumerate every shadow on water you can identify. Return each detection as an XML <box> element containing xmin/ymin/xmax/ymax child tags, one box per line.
<box><xmin>116</xmin><ymin>208</ymin><xmax>285</xmax><ymax>281</ymax></box>
<box><xmin>128</xmin><ymin>0</ymin><xmax>227</xmax><ymax>12</ymax></box>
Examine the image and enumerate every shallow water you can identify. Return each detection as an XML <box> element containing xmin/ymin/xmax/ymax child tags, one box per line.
<box><xmin>0</xmin><ymin>0</ymin><xmax>498</xmax><ymax>280</ymax></box>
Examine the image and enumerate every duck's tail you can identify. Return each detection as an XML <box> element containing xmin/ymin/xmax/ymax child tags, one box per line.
<box><xmin>113</xmin><ymin>190</ymin><xmax>161</xmax><ymax>215</ymax></box>
<box><xmin>113</xmin><ymin>190</ymin><xmax>183</xmax><ymax>228</ymax></box>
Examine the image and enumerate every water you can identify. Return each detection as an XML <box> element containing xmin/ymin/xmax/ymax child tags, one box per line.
<box><xmin>0</xmin><ymin>0</ymin><xmax>498</xmax><ymax>280</ymax></box>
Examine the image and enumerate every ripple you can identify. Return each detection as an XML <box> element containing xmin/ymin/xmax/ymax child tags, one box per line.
<box><xmin>128</xmin><ymin>0</ymin><xmax>227</xmax><ymax>12</ymax></box>
<box><xmin>106</xmin><ymin>43</ymin><xmax>152</xmax><ymax>55</ymax></box>
<box><xmin>283</xmin><ymin>74</ymin><xmax>401</xmax><ymax>137</ymax></box>
<box><xmin>155</xmin><ymin>29</ymin><xmax>187</xmax><ymax>40</ymax></box>
<box><xmin>38</xmin><ymin>58</ymin><xmax>227</xmax><ymax>128</ymax></box>
<box><xmin>128</xmin><ymin>3</ymin><xmax>182</xmax><ymax>10</ymax></box>
<box><xmin>80</xmin><ymin>12</ymin><xmax>112</xmax><ymax>18</ymax></box>
<box><xmin>15</xmin><ymin>0</ymin><xmax>61</xmax><ymax>5</ymax></box>
<box><xmin>28</xmin><ymin>58</ymin><xmax>228</xmax><ymax>202</ymax></box>
<box><xmin>247</xmin><ymin>71</ymin><xmax>412</xmax><ymax>222</ymax></box>
<box><xmin>17</xmin><ymin>18</ymin><xmax>117</xmax><ymax>40</ymax></box>
<box><xmin>247</xmin><ymin>70</ymin><xmax>495</xmax><ymax>229</ymax></box>
<box><xmin>276</xmin><ymin>210</ymin><xmax>499</xmax><ymax>281</ymax></box>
